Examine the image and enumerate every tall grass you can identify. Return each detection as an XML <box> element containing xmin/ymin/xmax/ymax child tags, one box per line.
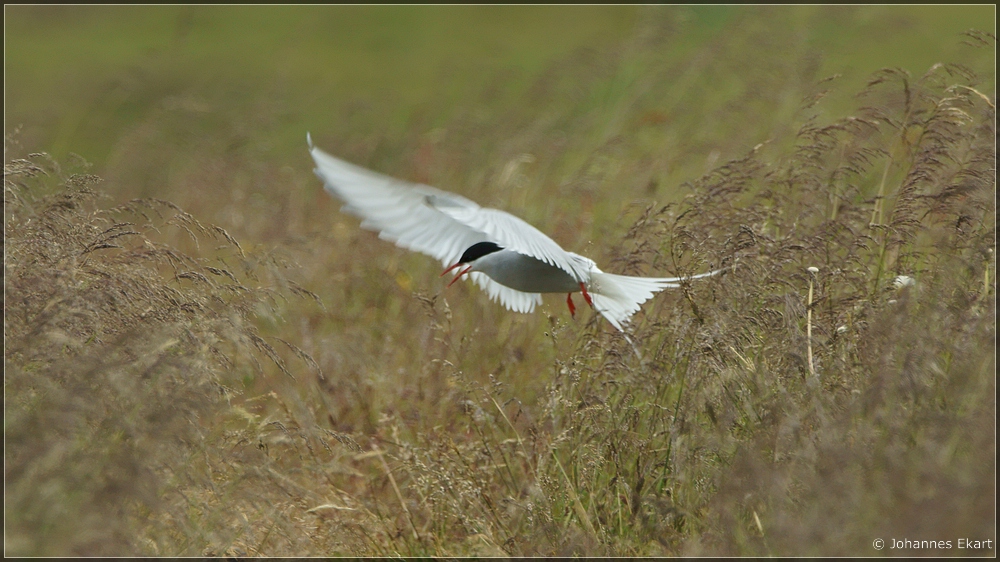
<box><xmin>5</xmin><ymin>16</ymin><xmax>995</xmax><ymax>558</ymax></box>
<box><xmin>4</xmin><ymin>153</ymin><xmax>322</xmax><ymax>555</ymax></box>
<box><xmin>335</xmin><ymin>59</ymin><xmax>994</xmax><ymax>557</ymax></box>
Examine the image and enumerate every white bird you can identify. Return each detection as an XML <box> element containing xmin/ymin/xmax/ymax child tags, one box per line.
<box><xmin>308</xmin><ymin>134</ymin><xmax>722</xmax><ymax>338</ymax></box>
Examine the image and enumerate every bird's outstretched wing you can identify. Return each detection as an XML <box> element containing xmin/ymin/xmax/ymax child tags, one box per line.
<box><xmin>309</xmin><ymin>137</ymin><xmax>486</xmax><ymax>266</ymax></box>
<box><xmin>310</xmin><ymin>135</ymin><xmax>576</xmax><ymax>312</ymax></box>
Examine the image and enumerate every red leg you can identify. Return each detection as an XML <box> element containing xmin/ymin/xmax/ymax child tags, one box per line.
<box><xmin>566</xmin><ymin>293</ymin><xmax>576</xmax><ymax>317</ymax></box>
<box><xmin>579</xmin><ymin>282</ymin><xmax>594</xmax><ymax>307</ymax></box>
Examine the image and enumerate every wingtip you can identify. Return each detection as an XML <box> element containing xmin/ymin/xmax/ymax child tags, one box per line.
<box><xmin>307</xmin><ymin>131</ymin><xmax>314</xmax><ymax>150</ymax></box>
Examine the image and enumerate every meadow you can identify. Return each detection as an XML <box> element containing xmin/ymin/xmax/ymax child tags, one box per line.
<box><xmin>5</xmin><ymin>5</ymin><xmax>996</xmax><ymax>556</ymax></box>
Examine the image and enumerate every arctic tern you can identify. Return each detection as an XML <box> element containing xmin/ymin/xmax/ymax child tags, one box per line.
<box><xmin>308</xmin><ymin>134</ymin><xmax>722</xmax><ymax>340</ymax></box>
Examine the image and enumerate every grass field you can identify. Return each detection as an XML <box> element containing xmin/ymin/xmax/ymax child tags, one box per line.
<box><xmin>5</xmin><ymin>5</ymin><xmax>996</xmax><ymax>556</ymax></box>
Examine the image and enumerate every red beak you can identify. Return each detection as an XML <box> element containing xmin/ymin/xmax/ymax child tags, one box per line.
<box><xmin>441</xmin><ymin>262</ymin><xmax>464</xmax><ymax>277</ymax></box>
<box><xmin>441</xmin><ymin>262</ymin><xmax>472</xmax><ymax>287</ymax></box>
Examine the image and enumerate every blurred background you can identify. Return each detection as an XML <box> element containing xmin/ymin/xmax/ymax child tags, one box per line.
<box><xmin>7</xmin><ymin>5</ymin><xmax>993</xmax><ymax>206</ymax></box>
<box><xmin>5</xmin><ymin>5</ymin><xmax>996</xmax><ymax>556</ymax></box>
<box><xmin>6</xmin><ymin>5</ymin><xmax>993</xmax><ymax>343</ymax></box>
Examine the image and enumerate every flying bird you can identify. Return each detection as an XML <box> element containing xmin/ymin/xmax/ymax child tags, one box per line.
<box><xmin>308</xmin><ymin>134</ymin><xmax>722</xmax><ymax>339</ymax></box>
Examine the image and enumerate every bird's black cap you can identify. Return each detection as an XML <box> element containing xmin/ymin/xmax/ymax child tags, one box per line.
<box><xmin>458</xmin><ymin>241</ymin><xmax>503</xmax><ymax>263</ymax></box>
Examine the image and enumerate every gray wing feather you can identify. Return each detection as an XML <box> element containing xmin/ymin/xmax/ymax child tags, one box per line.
<box><xmin>310</xmin><ymin>140</ymin><xmax>488</xmax><ymax>267</ymax></box>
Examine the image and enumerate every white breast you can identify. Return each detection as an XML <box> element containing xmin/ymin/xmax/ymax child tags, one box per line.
<box><xmin>472</xmin><ymin>250</ymin><xmax>584</xmax><ymax>294</ymax></box>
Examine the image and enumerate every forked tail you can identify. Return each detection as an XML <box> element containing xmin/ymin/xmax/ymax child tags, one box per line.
<box><xmin>587</xmin><ymin>267</ymin><xmax>724</xmax><ymax>354</ymax></box>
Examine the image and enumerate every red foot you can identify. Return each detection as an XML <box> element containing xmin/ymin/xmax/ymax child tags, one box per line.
<box><xmin>566</xmin><ymin>293</ymin><xmax>576</xmax><ymax>317</ymax></box>
<box><xmin>579</xmin><ymin>282</ymin><xmax>594</xmax><ymax>307</ymax></box>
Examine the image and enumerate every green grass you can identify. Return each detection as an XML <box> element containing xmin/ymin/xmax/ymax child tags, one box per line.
<box><xmin>5</xmin><ymin>5</ymin><xmax>997</xmax><ymax>556</ymax></box>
